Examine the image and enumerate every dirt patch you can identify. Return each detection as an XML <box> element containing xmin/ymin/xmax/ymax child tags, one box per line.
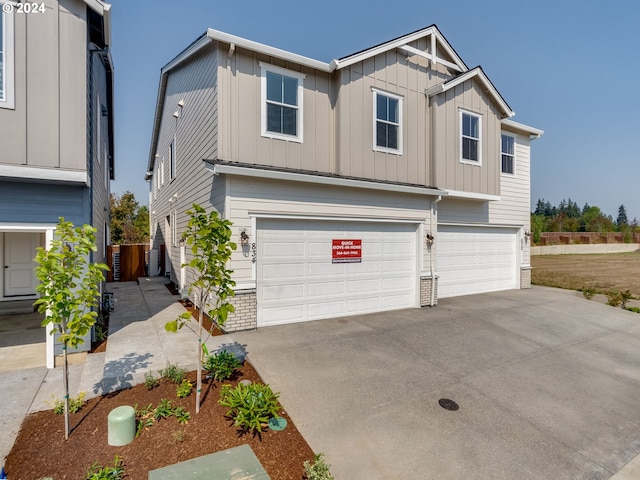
<box><xmin>531</xmin><ymin>252</ymin><xmax>640</xmax><ymax>296</ymax></box>
<box><xmin>5</xmin><ymin>362</ymin><xmax>314</xmax><ymax>479</ymax></box>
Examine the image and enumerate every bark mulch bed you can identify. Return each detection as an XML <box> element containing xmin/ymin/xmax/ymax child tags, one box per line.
<box><xmin>5</xmin><ymin>362</ymin><xmax>314</xmax><ymax>479</ymax></box>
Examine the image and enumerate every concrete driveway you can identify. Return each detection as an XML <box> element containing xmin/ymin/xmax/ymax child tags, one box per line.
<box><xmin>232</xmin><ymin>286</ymin><xmax>640</xmax><ymax>479</ymax></box>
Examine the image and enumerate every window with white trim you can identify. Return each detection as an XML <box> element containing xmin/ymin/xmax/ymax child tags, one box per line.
<box><xmin>260</xmin><ymin>62</ymin><xmax>304</xmax><ymax>142</ymax></box>
<box><xmin>460</xmin><ymin>110</ymin><xmax>481</xmax><ymax>164</ymax></box>
<box><xmin>501</xmin><ymin>134</ymin><xmax>515</xmax><ymax>175</ymax></box>
<box><xmin>171</xmin><ymin>210</ymin><xmax>177</xmax><ymax>247</ymax></box>
<box><xmin>373</xmin><ymin>88</ymin><xmax>403</xmax><ymax>154</ymax></box>
<box><xmin>160</xmin><ymin>157</ymin><xmax>165</xmax><ymax>185</ymax></box>
<box><xmin>0</xmin><ymin>4</ymin><xmax>14</xmax><ymax>109</ymax></box>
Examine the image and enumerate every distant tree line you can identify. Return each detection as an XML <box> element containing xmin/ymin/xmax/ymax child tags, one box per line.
<box><xmin>531</xmin><ymin>199</ymin><xmax>637</xmax><ymax>243</ymax></box>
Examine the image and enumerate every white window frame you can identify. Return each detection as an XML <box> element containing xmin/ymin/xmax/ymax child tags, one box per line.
<box><xmin>259</xmin><ymin>62</ymin><xmax>304</xmax><ymax>143</ymax></box>
<box><xmin>460</xmin><ymin>109</ymin><xmax>482</xmax><ymax>165</ymax></box>
<box><xmin>171</xmin><ymin>210</ymin><xmax>177</xmax><ymax>247</ymax></box>
<box><xmin>372</xmin><ymin>87</ymin><xmax>403</xmax><ymax>155</ymax></box>
<box><xmin>160</xmin><ymin>157</ymin><xmax>165</xmax><ymax>185</ymax></box>
<box><xmin>501</xmin><ymin>133</ymin><xmax>516</xmax><ymax>176</ymax></box>
<box><xmin>170</xmin><ymin>138</ymin><xmax>176</xmax><ymax>180</ymax></box>
<box><xmin>0</xmin><ymin>2</ymin><xmax>15</xmax><ymax>109</ymax></box>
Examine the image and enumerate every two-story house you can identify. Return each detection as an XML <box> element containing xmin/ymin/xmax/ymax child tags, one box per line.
<box><xmin>0</xmin><ymin>0</ymin><xmax>114</xmax><ymax>367</ymax></box>
<box><xmin>146</xmin><ymin>25</ymin><xmax>542</xmax><ymax>332</ymax></box>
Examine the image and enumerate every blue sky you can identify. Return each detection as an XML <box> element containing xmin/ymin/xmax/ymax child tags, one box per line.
<box><xmin>108</xmin><ymin>0</ymin><xmax>640</xmax><ymax>220</ymax></box>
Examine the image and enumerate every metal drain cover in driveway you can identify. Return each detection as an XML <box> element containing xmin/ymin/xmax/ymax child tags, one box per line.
<box><xmin>438</xmin><ymin>398</ymin><xmax>460</xmax><ymax>411</ymax></box>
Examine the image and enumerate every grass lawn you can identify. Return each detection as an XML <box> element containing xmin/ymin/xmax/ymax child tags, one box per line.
<box><xmin>531</xmin><ymin>251</ymin><xmax>640</xmax><ymax>297</ymax></box>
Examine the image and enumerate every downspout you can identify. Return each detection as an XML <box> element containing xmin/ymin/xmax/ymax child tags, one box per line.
<box><xmin>429</xmin><ymin>195</ymin><xmax>442</xmax><ymax>306</ymax></box>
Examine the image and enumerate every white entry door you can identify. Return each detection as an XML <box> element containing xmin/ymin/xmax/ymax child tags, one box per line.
<box><xmin>3</xmin><ymin>232</ymin><xmax>40</xmax><ymax>297</ymax></box>
<box><xmin>257</xmin><ymin>219</ymin><xmax>418</xmax><ymax>327</ymax></box>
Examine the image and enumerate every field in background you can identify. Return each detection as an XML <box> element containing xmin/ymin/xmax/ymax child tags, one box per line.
<box><xmin>531</xmin><ymin>252</ymin><xmax>640</xmax><ymax>297</ymax></box>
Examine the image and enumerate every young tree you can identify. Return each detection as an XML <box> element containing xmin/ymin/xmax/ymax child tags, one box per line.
<box><xmin>616</xmin><ymin>205</ymin><xmax>629</xmax><ymax>228</ymax></box>
<box><xmin>34</xmin><ymin>219</ymin><xmax>109</xmax><ymax>439</ymax></box>
<box><xmin>165</xmin><ymin>204</ymin><xmax>237</xmax><ymax>414</ymax></box>
<box><xmin>110</xmin><ymin>192</ymin><xmax>149</xmax><ymax>244</ymax></box>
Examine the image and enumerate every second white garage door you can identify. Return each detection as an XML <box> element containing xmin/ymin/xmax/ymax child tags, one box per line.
<box><xmin>257</xmin><ymin>219</ymin><xmax>418</xmax><ymax>326</ymax></box>
<box><xmin>437</xmin><ymin>225</ymin><xmax>518</xmax><ymax>298</ymax></box>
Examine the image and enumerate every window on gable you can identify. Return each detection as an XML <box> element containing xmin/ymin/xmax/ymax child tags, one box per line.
<box><xmin>460</xmin><ymin>111</ymin><xmax>481</xmax><ymax>164</ymax></box>
<box><xmin>373</xmin><ymin>88</ymin><xmax>403</xmax><ymax>154</ymax></box>
<box><xmin>260</xmin><ymin>62</ymin><xmax>304</xmax><ymax>142</ymax></box>
<box><xmin>501</xmin><ymin>134</ymin><xmax>515</xmax><ymax>175</ymax></box>
<box><xmin>0</xmin><ymin>4</ymin><xmax>14</xmax><ymax>109</ymax></box>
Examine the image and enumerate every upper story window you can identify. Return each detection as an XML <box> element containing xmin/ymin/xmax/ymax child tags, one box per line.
<box><xmin>501</xmin><ymin>134</ymin><xmax>515</xmax><ymax>175</ymax></box>
<box><xmin>260</xmin><ymin>62</ymin><xmax>304</xmax><ymax>142</ymax></box>
<box><xmin>460</xmin><ymin>110</ymin><xmax>481</xmax><ymax>164</ymax></box>
<box><xmin>373</xmin><ymin>88</ymin><xmax>403</xmax><ymax>154</ymax></box>
<box><xmin>0</xmin><ymin>4</ymin><xmax>15</xmax><ymax>109</ymax></box>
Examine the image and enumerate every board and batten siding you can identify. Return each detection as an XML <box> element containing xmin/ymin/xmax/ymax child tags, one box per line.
<box><xmin>149</xmin><ymin>43</ymin><xmax>221</xmax><ymax>285</ymax></box>
<box><xmin>0</xmin><ymin>0</ymin><xmax>87</xmax><ymax>171</ymax></box>
<box><xmin>336</xmin><ymin>37</ymin><xmax>456</xmax><ymax>187</ymax></box>
<box><xmin>218</xmin><ymin>45</ymin><xmax>332</xmax><ymax>173</ymax></box>
<box><xmin>226</xmin><ymin>176</ymin><xmax>434</xmax><ymax>282</ymax></box>
<box><xmin>430</xmin><ymin>81</ymin><xmax>502</xmax><ymax>196</ymax></box>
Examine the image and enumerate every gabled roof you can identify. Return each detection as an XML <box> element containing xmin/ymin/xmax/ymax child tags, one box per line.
<box><xmin>426</xmin><ymin>67</ymin><xmax>514</xmax><ymax>118</ymax></box>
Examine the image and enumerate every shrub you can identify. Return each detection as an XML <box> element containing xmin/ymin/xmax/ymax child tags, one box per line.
<box><xmin>606</xmin><ymin>290</ymin><xmax>623</xmax><ymax>307</ymax></box>
<box><xmin>50</xmin><ymin>392</ymin><xmax>86</xmax><ymax>415</ymax></box>
<box><xmin>203</xmin><ymin>350</ymin><xmax>241</xmax><ymax>382</ymax></box>
<box><xmin>303</xmin><ymin>453</ymin><xmax>335</xmax><ymax>480</ymax></box>
<box><xmin>160</xmin><ymin>363</ymin><xmax>186</xmax><ymax>384</ymax></box>
<box><xmin>174</xmin><ymin>406</ymin><xmax>191</xmax><ymax>424</ymax></box>
<box><xmin>153</xmin><ymin>398</ymin><xmax>174</xmax><ymax>420</ymax></box>
<box><xmin>620</xmin><ymin>290</ymin><xmax>633</xmax><ymax>309</ymax></box>
<box><xmin>176</xmin><ymin>379</ymin><xmax>193</xmax><ymax>398</ymax></box>
<box><xmin>582</xmin><ymin>286</ymin><xmax>596</xmax><ymax>300</ymax></box>
<box><xmin>144</xmin><ymin>372</ymin><xmax>159</xmax><ymax>390</ymax></box>
<box><xmin>626</xmin><ymin>307</ymin><xmax>640</xmax><ymax>314</ymax></box>
<box><xmin>219</xmin><ymin>382</ymin><xmax>281</xmax><ymax>434</ymax></box>
<box><xmin>85</xmin><ymin>455</ymin><xmax>125</xmax><ymax>480</ymax></box>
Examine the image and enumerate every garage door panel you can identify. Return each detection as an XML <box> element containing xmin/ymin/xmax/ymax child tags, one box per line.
<box><xmin>258</xmin><ymin>220</ymin><xmax>417</xmax><ymax>326</ymax></box>
<box><xmin>438</xmin><ymin>225</ymin><xmax>517</xmax><ymax>298</ymax></box>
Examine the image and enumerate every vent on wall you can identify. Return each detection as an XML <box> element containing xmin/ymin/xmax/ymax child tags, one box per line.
<box><xmin>112</xmin><ymin>252</ymin><xmax>120</xmax><ymax>281</ymax></box>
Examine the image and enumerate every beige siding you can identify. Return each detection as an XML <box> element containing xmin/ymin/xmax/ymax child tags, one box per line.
<box><xmin>220</xmin><ymin>46</ymin><xmax>332</xmax><ymax>173</ymax></box>
<box><xmin>431</xmin><ymin>81</ymin><xmax>502</xmax><ymax>196</ymax></box>
<box><xmin>227</xmin><ymin>176</ymin><xmax>434</xmax><ymax>282</ymax></box>
<box><xmin>0</xmin><ymin>0</ymin><xmax>87</xmax><ymax>171</ymax></box>
<box><xmin>149</xmin><ymin>44</ymin><xmax>220</xmax><ymax>284</ymax></box>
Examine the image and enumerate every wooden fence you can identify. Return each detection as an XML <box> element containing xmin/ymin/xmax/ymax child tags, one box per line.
<box><xmin>538</xmin><ymin>232</ymin><xmax>640</xmax><ymax>246</ymax></box>
<box><xmin>106</xmin><ymin>244</ymin><xmax>149</xmax><ymax>282</ymax></box>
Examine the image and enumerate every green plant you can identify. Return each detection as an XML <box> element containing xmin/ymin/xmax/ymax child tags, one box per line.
<box><xmin>165</xmin><ymin>204</ymin><xmax>237</xmax><ymax>414</ymax></box>
<box><xmin>49</xmin><ymin>391</ymin><xmax>86</xmax><ymax>415</ymax></box>
<box><xmin>582</xmin><ymin>286</ymin><xmax>596</xmax><ymax>300</ymax></box>
<box><xmin>174</xmin><ymin>406</ymin><xmax>191</xmax><ymax>425</ymax></box>
<box><xmin>303</xmin><ymin>453</ymin><xmax>334</xmax><ymax>480</ymax></box>
<box><xmin>203</xmin><ymin>350</ymin><xmax>241</xmax><ymax>382</ymax></box>
<box><xmin>219</xmin><ymin>382</ymin><xmax>281</xmax><ymax>434</ymax></box>
<box><xmin>176</xmin><ymin>379</ymin><xmax>193</xmax><ymax>398</ymax></box>
<box><xmin>606</xmin><ymin>290</ymin><xmax>623</xmax><ymax>307</ymax></box>
<box><xmin>620</xmin><ymin>289</ymin><xmax>633</xmax><ymax>309</ymax></box>
<box><xmin>85</xmin><ymin>455</ymin><xmax>125</xmax><ymax>480</ymax></box>
<box><xmin>34</xmin><ymin>218</ymin><xmax>109</xmax><ymax>439</ymax></box>
<box><xmin>160</xmin><ymin>363</ymin><xmax>186</xmax><ymax>384</ymax></box>
<box><xmin>153</xmin><ymin>398</ymin><xmax>174</xmax><ymax>420</ymax></box>
<box><xmin>626</xmin><ymin>306</ymin><xmax>640</xmax><ymax>314</ymax></box>
<box><xmin>144</xmin><ymin>372</ymin><xmax>159</xmax><ymax>390</ymax></box>
<box><xmin>134</xmin><ymin>403</ymin><xmax>154</xmax><ymax>437</ymax></box>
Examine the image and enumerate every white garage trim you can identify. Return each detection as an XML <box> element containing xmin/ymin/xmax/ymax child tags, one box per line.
<box><xmin>257</xmin><ymin>218</ymin><xmax>420</xmax><ymax>327</ymax></box>
<box><xmin>437</xmin><ymin>224</ymin><xmax>519</xmax><ymax>298</ymax></box>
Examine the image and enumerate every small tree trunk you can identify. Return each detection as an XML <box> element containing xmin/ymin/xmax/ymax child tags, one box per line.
<box><xmin>196</xmin><ymin>292</ymin><xmax>203</xmax><ymax>414</ymax></box>
<box><xmin>63</xmin><ymin>341</ymin><xmax>70</xmax><ymax>440</ymax></box>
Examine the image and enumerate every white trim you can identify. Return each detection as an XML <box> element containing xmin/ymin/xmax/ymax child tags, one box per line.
<box><xmin>0</xmin><ymin>164</ymin><xmax>89</xmax><ymax>185</ymax></box>
<box><xmin>208</xmin><ymin>163</ymin><xmax>446</xmax><ymax>198</ymax></box>
<box><xmin>438</xmin><ymin>221</ymin><xmax>521</xmax><ymax>229</ymax></box>
<box><xmin>259</xmin><ymin>62</ymin><xmax>305</xmax><ymax>143</ymax></box>
<box><xmin>502</xmin><ymin>118</ymin><xmax>544</xmax><ymax>139</ymax></box>
<box><xmin>444</xmin><ymin>189</ymin><xmax>501</xmax><ymax>201</ymax></box>
<box><xmin>459</xmin><ymin>109</ymin><xmax>482</xmax><ymax>166</ymax></box>
<box><xmin>0</xmin><ymin>222</ymin><xmax>58</xmax><ymax>231</ymax></box>
<box><xmin>234</xmin><ymin>282</ymin><xmax>257</xmax><ymax>291</ymax></box>
<box><xmin>250</xmin><ymin>212</ymin><xmax>425</xmax><ymax>224</ymax></box>
<box><xmin>0</xmin><ymin>2</ymin><xmax>15</xmax><ymax>109</ymax></box>
<box><xmin>397</xmin><ymin>45</ymin><xmax>464</xmax><ymax>72</ymax></box>
<box><xmin>500</xmin><ymin>133</ymin><xmax>516</xmax><ymax>176</ymax></box>
<box><xmin>427</xmin><ymin>68</ymin><xmax>514</xmax><ymax>118</ymax></box>
<box><xmin>372</xmin><ymin>87</ymin><xmax>403</xmax><ymax>155</ymax></box>
<box><xmin>163</xmin><ymin>35</ymin><xmax>213</xmax><ymax>75</ymax></box>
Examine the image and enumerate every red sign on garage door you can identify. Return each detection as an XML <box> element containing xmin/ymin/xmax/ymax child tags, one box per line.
<box><xmin>332</xmin><ymin>239</ymin><xmax>362</xmax><ymax>263</ymax></box>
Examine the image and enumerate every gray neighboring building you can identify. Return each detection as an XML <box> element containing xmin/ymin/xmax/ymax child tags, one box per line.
<box><xmin>146</xmin><ymin>25</ymin><xmax>542</xmax><ymax>332</ymax></box>
<box><xmin>0</xmin><ymin>0</ymin><xmax>114</xmax><ymax>367</ymax></box>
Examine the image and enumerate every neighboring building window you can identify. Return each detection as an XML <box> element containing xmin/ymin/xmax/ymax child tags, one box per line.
<box><xmin>460</xmin><ymin>110</ymin><xmax>481</xmax><ymax>164</ymax></box>
<box><xmin>260</xmin><ymin>62</ymin><xmax>304</xmax><ymax>142</ymax></box>
<box><xmin>501</xmin><ymin>134</ymin><xmax>515</xmax><ymax>175</ymax></box>
<box><xmin>0</xmin><ymin>4</ymin><xmax>14</xmax><ymax>109</ymax></box>
<box><xmin>170</xmin><ymin>139</ymin><xmax>176</xmax><ymax>180</ymax></box>
<box><xmin>373</xmin><ymin>88</ymin><xmax>403</xmax><ymax>154</ymax></box>
<box><xmin>160</xmin><ymin>158</ymin><xmax>165</xmax><ymax>185</ymax></box>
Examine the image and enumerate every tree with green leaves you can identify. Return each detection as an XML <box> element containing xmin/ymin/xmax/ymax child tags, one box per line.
<box><xmin>34</xmin><ymin>218</ymin><xmax>109</xmax><ymax>439</ymax></box>
<box><xmin>616</xmin><ymin>205</ymin><xmax>629</xmax><ymax>227</ymax></box>
<box><xmin>110</xmin><ymin>192</ymin><xmax>149</xmax><ymax>244</ymax></box>
<box><xmin>165</xmin><ymin>204</ymin><xmax>237</xmax><ymax>414</ymax></box>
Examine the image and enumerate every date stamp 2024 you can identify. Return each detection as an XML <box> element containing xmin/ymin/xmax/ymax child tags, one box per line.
<box><xmin>2</xmin><ymin>2</ymin><xmax>46</xmax><ymax>14</ymax></box>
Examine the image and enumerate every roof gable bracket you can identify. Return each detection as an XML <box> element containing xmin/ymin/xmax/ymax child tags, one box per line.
<box><xmin>398</xmin><ymin>44</ymin><xmax>464</xmax><ymax>72</ymax></box>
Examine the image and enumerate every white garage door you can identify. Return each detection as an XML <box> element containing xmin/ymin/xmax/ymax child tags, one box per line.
<box><xmin>257</xmin><ymin>219</ymin><xmax>418</xmax><ymax>326</ymax></box>
<box><xmin>437</xmin><ymin>225</ymin><xmax>517</xmax><ymax>298</ymax></box>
